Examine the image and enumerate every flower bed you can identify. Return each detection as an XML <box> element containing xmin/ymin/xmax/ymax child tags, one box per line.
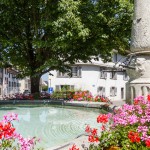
<box><xmin>72</xmin><ymin>91</ymin><xmax>112</xmax><ymax>103</ymax></box>
<box><xmin>83</xmin><ymin>95</ymin><xmax>150</xmax><ymax>150</ymax></box>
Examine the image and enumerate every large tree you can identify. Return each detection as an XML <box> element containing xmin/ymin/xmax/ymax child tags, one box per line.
<box><xmin>0</xmin><ymin>0</ymin><xmax>133</xmax><ymax>93</ymax></box>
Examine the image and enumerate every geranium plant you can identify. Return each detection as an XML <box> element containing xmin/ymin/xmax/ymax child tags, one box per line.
<box><xmin>72</xmin><ymin>90</ymin><xmax>112</xmax><ymax>103</ymax></box>
<box><xmin>0</xmin><ymin>112</ymin><xmax>41</xmax><ymax>150</ymax></box>
<box><xmin>73</xmin><ymin>91</ymin><xmax>93</xmax><ymax>101</ymax></box>
<box><xmin>86</xmin><ymin>95</ymin><xmax>150</xmax><ymax>150</ymax></box>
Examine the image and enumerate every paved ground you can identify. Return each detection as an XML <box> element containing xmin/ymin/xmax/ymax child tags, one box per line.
<box><xmin>46</xmin><ymin>135</ymin><xmax>91</xmax><ymax>150</ymax></box>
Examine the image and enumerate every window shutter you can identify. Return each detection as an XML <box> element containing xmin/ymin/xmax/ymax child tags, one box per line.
<box><xmin>104</xmin><ymin>72</ymin><xmax>107</xmax><ymax>79</ymax></box>
<box><xmin>110</xmin><ymin>72</ymin><xmax>113</xmax><ymax>79</ymax></box>
<box><xmin>103</xmin><ymin>87</ymin><xmax>105</xmax><ymax>96</ymax></box>
<box><xmin>0</xmin><ymin>79</ymin><xmax>2</xmax><ymax>85</ymax></box>
<box><xmin>70</xmin><ymin>85</ymin><xmax>74</xmax><ymax>90</ymax></box>
<box><xmin>57</xmin><ymin>71</ymin><xmax>60</xmax><ymax>77</ymax></box>
<box><xmin>97</xmin><ymin>87</ymin><xmax>100</xmax><ymax>93</ymax></box>
<box><xmin>72</xmin><ymin>67</ymin><xmax>77</xmax><ymax>77</ymax></box>
<box><xmin>114</xmin><ymin>72</ymin><xmax>117</xmax><ymax>80</ymax></box>
<box><xmin>115</xmin><ymin>87</ymin><xmax>117</xmax><ymax>96</ymax></box>
<box><xmin>55</xmin><ymin>85</ymin><xmax>60</xmax><ymax>91</ymax></box>
<box><xmin>110</xmin><ymin>87</ymin><xmax>112</xmax><ymax>96</ymax></box>
<box><xmin>78</xmin><ymin>67</ymin><xmax>82</xmax><ymax>77</ymax></box>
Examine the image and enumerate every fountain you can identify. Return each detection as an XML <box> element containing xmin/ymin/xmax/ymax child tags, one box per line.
<box><xmin>127</xmin><ymin>0</ymin><xmax>150</xmax><ymax>101</ymax></box>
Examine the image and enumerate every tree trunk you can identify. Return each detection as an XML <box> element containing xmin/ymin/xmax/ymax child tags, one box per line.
<box><xmin>30</xmin><ymin>76</ymin><xmax>41</xmax><ymax>94</ymax></box>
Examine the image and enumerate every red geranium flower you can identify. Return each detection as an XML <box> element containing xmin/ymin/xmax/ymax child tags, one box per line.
<box><xmin>101</xmin><ymin>125</ymin><xmax>106</xmax><ymax>131</ymax></box>
<box><xmin>128</xmin><ymin>131</ymin><xmax>140</xmax><ymax>143</ymax></box>
<box><xmin>91</xmin><ymin>128</ymin><xmax>98</xmax><ymax>136</ymax></box>
<box><xmin>88</xmin><ymin>135</ymin><xmax>99</xmax><ymax>143</ymax></box>
<box><xmin>145</xmin><ymin>139</ymin><xmax>150</xmax><ymax>147</ymax></box>
<box><xmin>85</xmin><ymin>125</ymin><xmax>91</xmax><ymax>133</ymax></box>
<box><xmin>147</xmin><ymin>95</ymin><xmax>150</xmax><ymax>101</ymax></box>
<box><xmin>69</xmin><ymin>144</ymin><xmax>79</xmax><ymax>150</ymax></box>
<box><xmin>97</xmin><ymin>114</ymin><xmax>108</xmax><ymax>124</ymax></box>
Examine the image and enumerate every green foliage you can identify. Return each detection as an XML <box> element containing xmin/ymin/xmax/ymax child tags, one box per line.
<box><xmin>41</xmin><ymin>85</ymin><xmax>48</xmax><ymax>91</ymax></box>
<box><xmin>0</xmin><ymin>139</ymin><xmax>18</xmax><ymax>150</ymax></box>
<box><xmin>0</xmin><ymin>0</ymin><xmax>134</xmax><ymax>93</ymax></box>
<box><xmin>51</xmin><ymin>88</ymin><xmax>75</xmax><ymax>99</ymax></box>
<box><xmin>33</xmin><ymin>92</ymin><xmax>40</xmax><ymax>99</ymax></box>
<box><xmin>79</xmin><ymin>0</ymin><xmax>134</xmax><ymax>60</ymax></box>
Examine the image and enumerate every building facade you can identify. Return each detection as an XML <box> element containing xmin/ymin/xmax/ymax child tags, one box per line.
<box><xmin>18</xmin><ymin>77</ymin><xmax>31</xmax><ymax>93</ymax></box>
<box><xmin>48</xmin><ymin>54</ymin><xmax>129</xmax><ymax>101</ymax></box>
<box><xmin>0</xmin><ymin>68</ymin><xmax>20</xmax><ymax>99</ymax></box>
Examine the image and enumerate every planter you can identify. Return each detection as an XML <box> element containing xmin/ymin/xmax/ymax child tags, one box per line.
<box><xmin>106</xmin><ymin>146</ymin><xmax>121</xmax><ymax>150</ymax></box>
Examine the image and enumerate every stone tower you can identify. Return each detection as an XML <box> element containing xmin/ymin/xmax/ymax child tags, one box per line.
<box><xmin>127</xmin><ymin>0</ymin><xmax>150</xmax><ymax>101</ymax></box>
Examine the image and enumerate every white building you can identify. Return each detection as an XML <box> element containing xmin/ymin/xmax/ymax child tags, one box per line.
<box><xmin>0</xmin><ymin>68</ymin><xmax>20</xmax><ymax>99</ymax></box>
<box><xmin>18</xmin><ymin>77</ymin><xmax>31</xmax><ymax>93</ymax></box>
<box><xmin>48</xmin><ymin>54</ymin><xmax>129</xmax><ymax>101</ymax></box>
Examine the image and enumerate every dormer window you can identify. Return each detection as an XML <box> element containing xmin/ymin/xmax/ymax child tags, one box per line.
<box><xmin>110</xmin><ymin>71</ymin><xmax>117</xmax><ymax>80</ymax></box>
<box><xmin>57</xmin><ymin>66</ymin><xmax>82</xmax><ymax>78</ymax></box>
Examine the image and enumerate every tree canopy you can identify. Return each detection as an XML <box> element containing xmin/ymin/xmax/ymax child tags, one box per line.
<box><xmin>0</xmin><ymin>0</ymin><xmax>134</xmax><ymax>93</ymax></box>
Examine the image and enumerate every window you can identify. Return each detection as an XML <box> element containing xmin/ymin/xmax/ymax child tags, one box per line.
<box><xmin>71</xmin><ymin>66</ymin><xmax>81</xmax><ymax>77</ymax></box>
<box><xmin>14</xmin><ymin>82</ymin><xmax>16</xmax><ymax>87</ymax></box>
<box><xmin>5</xmin><ymin>69</ymin><xmax>7</xmax><ymax>74</ymax></box>
<box><xmin>18</xmin><ymin>83</ymin><xmax>21</xmax><ymax>87</ymax></box>
<box><xmin>5</xmin><ymin>77</ymin><xmax>6</xmax><ymax>84</ymax></box>
<box><xmin>0</xmin><ymin>68</ymin><xmax>3</xmax><ymax>73</ymax></box>
<box><xmin>97</xmin><ymin>87</ymin><xmax>105</xmax><ymax>96</ymax></box>
<box><xmin>12</xmin><ymin>75</ymin><xmax>16</xmax><ymax>79</ymax></box>
<box><xmin>123</xmin><ymin>72</ymin><xmax>129</xmax><ymax>81</ymax></box>
<box><xmin>110</xmin><ymin>87</ymin><xmax>117</xmax><ymax>97</ymax></box>
<box><xmin>70</xmin><ymin>85</ymin><xmax>75</xmax><ymax>90</ymax></box>
<box><xmin>100</xmin><ymin>67</ymin><xmax>107</xmax><ymax>79</ymax></box>
<box><xmin>57</xmin><ymin>72</ymin><xmax>69</xmax><ymax>78</ymax></box>
<box><xmin>57</xmin><ymin>66</ymin><xmax>82</xmax><ymax>78</ymax></box>
<box><xmin>9</xmin><ymin>81</ymin><xmax>11</xmax><ymax>87</ymax></box>
<box><xmin>72</xmin><ymin>67</ymin><xmax>78</xmax><ymax>77</ymax></box>
<box><xmin>110</xmin><ymin>71</ymin><xmax>117</xmax><ymax>80</ymax></box>
<box><xmin>55</xmin><ymin>85</ymin><xmax>75</xmax><ymax>91</ymax></box>
<box><xmin>0</xmin><ymin>78</ymin><xmax>2</xmax><ymax>85</ymax></box>
<box><xmin>121</xmin><ymin>88</ymin><xmax>124</xmax><ymax>99</ymax></box>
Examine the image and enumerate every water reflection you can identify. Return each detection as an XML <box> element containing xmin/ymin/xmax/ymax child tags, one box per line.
<box><xmin>19</xmin><ymin>111</ymin><xmax>30</xmax><ymax>122</ymax></box>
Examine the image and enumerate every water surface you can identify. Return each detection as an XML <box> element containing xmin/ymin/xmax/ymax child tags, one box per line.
<box><xmin>0</xmin><ymin>106</ymin><xmax>102</xmax><ymax>149</ymax></box>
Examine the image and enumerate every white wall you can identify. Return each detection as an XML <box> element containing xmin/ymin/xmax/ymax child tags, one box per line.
<box><xmin>19</xmin><ymin>77</ymin><xmax>31</xmax><ymax>93</ymax></box>
<box><xmin>48</xmin><ymin>64</ymin><xmax>128</xmax><ymax>101</ymax></box>
<box><xmin>2</xmin><ymin>68</ymin><xmax>19</xmax><ymax>96</ymax></box>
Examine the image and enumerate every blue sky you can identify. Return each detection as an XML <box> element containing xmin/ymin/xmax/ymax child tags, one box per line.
<box><xmin>41</xmin><ymin>73</ymin><xmax>48</xmax><ymax>81</ymax></box>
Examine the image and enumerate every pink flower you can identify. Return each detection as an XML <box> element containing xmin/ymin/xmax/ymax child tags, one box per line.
<box><xmin>137</xmin><ymin>126</ymin><xmax>148</xmax><ymax>133</ymax></box>
<box><xmin>3</xmin><ymin>112</ymin><xmax>18</xmax><ymax>123</ymax></box>
<box><xmin>127</xmin><ymin>115</ymin><xmax>138</xmax><ymax>124</ymax></box>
